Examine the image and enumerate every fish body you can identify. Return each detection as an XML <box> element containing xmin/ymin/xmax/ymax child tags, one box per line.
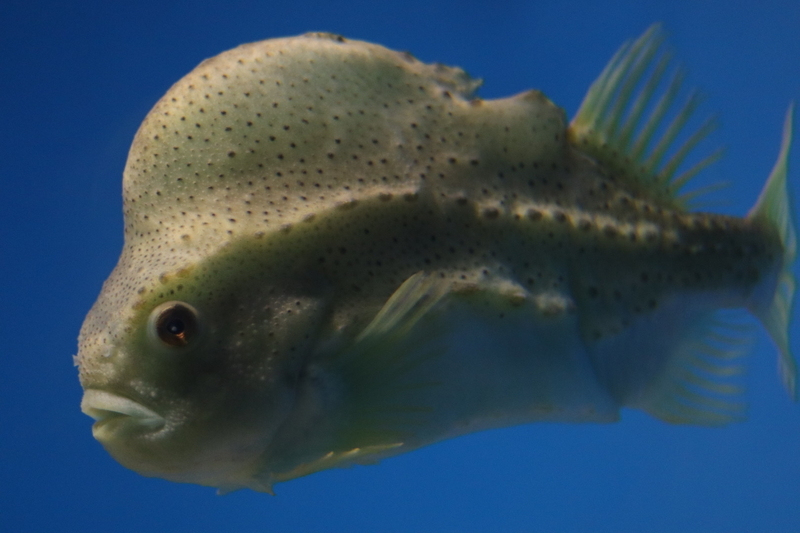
<box><xmin>77</xmin><ymin>28</ymin><xmax>796</xmax><ymax>493</ymax></box>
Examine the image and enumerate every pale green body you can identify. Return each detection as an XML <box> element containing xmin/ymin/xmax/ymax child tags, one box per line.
<box><xmin>77</xmin><ymin>29</ymin><xmax>796</xmax><ymax>493</ymax></box>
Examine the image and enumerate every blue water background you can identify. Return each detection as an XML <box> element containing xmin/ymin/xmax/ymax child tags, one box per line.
<box><xmin>1</xmin><ymin>1</ymin><xmax>799</xmax><ymax>531</ymax></box>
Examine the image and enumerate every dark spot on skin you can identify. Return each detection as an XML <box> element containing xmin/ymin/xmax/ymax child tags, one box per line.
<box><xmin>527</xmin><ymin>209</ymin><xmax>542</xmax><ymax>221</ymax></box>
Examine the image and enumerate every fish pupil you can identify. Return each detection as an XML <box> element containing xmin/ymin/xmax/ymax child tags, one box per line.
<box><xmin>167</xmin><ymin>319</ymin><xmax>185</xmax><ymax>335</ymax></box>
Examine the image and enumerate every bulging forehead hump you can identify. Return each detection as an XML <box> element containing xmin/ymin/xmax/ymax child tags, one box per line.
<box><xmin>84</xmin><ymin>33</ymin><xmax>488</xmax><ymax>351</ymax></box>
<box><xmin>122</xmin><ymin>33</ymin><xmax>479</xmax><ymax>247</ymax></box>
<box><xmin>121</xmin><ymin>32</ymin><xmax>565</xmax><ymax>254</ymax></box>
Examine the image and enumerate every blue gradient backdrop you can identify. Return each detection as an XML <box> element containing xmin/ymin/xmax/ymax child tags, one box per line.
<box><xmin>1</xmin><ymin>1</ymin><xmax>799</xmax><ymax>531</ymax></box>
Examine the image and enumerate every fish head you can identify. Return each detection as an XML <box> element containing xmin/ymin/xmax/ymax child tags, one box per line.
<box><xmin>75</xmin><ymin>34</ymin><xmax>393</xmax><ymax>488</ymax></box>
<box><xmin>76</xmin><ymin>231</ymin><xmax>331</xmax><ymax>488</ymax></box>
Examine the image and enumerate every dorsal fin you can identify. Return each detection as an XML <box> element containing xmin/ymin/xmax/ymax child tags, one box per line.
<box><xmin>569</xmin><ymin>25</ymin><xmax>721</xmax><ymax>209</ymax></box>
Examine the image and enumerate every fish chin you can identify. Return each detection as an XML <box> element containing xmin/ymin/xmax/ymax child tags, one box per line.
<box><xmin>81</xmin><ymin>389</ymin><xmax>165</xmax><ymax>441</ymax></box>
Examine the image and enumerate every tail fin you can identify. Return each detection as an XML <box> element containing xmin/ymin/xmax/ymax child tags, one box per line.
<box><xmin>747</xmin><ymin>105</ymin><xmax>797</xmax><ymax>399</ymax></box>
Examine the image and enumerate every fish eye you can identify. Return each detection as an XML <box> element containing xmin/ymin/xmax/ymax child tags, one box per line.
<box><xmin>149</xmin><ymin>301</ymin><xmax>200</xmax><ymax>348</ymax></box>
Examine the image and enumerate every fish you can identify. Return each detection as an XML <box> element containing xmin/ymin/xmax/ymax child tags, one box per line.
<box><xmin>76</xmin><ymin>25</ymin><xmax>796</xmax><ymax>494</ymax></box>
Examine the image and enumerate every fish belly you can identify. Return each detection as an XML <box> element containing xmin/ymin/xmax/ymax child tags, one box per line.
<box><xmin>370</xmin><ymin>289</ymin><xmax>621</xmax><ymax>451</ymax></box>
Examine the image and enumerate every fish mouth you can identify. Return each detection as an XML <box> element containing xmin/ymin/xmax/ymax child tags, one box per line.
<box><xmin>81</xmin><ymin>390</ymin><xmax>165</xmax><ymax>438</ymax></box>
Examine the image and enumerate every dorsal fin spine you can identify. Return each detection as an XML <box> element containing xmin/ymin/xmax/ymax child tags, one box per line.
<box><xmin>670</xmin><ymin>145</ymin><xmax>723</xmax><ymax>194</ymax></box>
<box><xmin>645</xmin><ymin>91</ymin><xmax>700</xmax><ymax>176</ymax></box>
<box><xmin>660</xmin><ymin>116</ymin><xmax>717</xmax><ymax>185</ymax></box>
<box><xmin>630</xmin><ymin>69</ymin><xmax>684</xmax><ymax>163</ymax></box>
<box><xmin>618</xmin><ymin>54</ymin><xmax>671</xmax><ymax>148</ymax></box>
<box><xmin>606</xmin><ymin>33</ymin><xmax>663</xmax><ymax>137</ymax></box>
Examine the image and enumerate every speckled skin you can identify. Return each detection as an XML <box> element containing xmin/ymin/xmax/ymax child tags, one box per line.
<box><xmin>77</xmin><ymin>33</ymin><xmax>786</xmax><ymax>492</ymax></box>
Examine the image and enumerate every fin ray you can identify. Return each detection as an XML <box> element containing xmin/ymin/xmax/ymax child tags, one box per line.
<box><xmin>619</xmin><ymin>54</ymin><xmax>671</xmax><ymax>148</ymax></box>
<box><xmin>630</xmin><ymin>69</ymin><xmax>684</xmax><ymax>162</ymax></box>
<box><xmin>644</xmin><ymin>91</ymin><xmax>702</xmax><ymax>175</ymax></box>
<box><xmin>671</xmin><ymin>148</ymin><xmax>724</xmax><ymax>195</ymax></box>
<box><xmin>660</xmin><ymin>116</ymin><xmax>717</xmax><ymax>185</ymax></box>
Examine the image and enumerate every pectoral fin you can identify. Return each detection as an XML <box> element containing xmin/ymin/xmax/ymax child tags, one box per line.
<box><xmin>328</xmin><ymin>271</ymin><xmax>452</xmax><ymax>450</ymax></box>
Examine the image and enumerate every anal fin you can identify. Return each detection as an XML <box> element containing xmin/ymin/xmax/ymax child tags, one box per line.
<box><xmin>591</xmin><ymin>302</ymin><xmax>752</xmax><ymax>426</ymax></box>
<box><xmin>634</xmin><ymin>311</ymin><xmax>751</xmax><ymax>425</ymax></box>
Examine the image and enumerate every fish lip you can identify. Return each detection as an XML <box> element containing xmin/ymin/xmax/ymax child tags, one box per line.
<box><xmin>81</xmin><ymin>389</ymin><xmax>165</xmax><ymax>432</ymax></box>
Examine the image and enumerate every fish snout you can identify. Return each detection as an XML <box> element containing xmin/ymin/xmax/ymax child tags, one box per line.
<box><xmin>81</xmin><ymin>390</ymin><xmax>165</xmax><ymax>440</ymax></box>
